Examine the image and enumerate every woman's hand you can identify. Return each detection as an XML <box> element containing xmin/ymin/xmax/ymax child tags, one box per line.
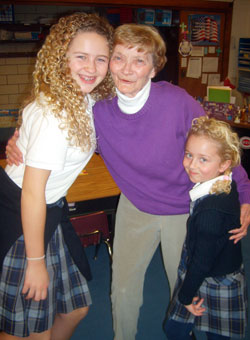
<box><xmin>22</xmin><ymin>259</ymin><xmax>49</xmax><ymax>301</ymax></box>
<box><xmin>6</xmin><ymin>129</ymin><xmax>23</xmax><ymax>165</ymax></box>
<box><xmin>229</xmin><ymin>203</ymin><xmax>250</xmax><ymax>244</ymax></box>
<box><xmin>185</xmin><ymin>297</ymin><xmax>206</xmax><ymax>316</ymax></box>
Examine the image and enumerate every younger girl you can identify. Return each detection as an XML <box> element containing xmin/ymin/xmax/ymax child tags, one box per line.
<box><xmin>165</xmin><ymin>116</ymin><xmax>247</xmax><ymax>339</ymax></box>
<box><xmin>0</xmin><ymin>12</ymin><xmax>114</xmax><ymax>340</ymax></box>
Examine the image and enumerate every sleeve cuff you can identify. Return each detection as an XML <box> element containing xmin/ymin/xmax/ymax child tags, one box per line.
<box><xmin>178</xmin><ymin>291</ymin><xmax>193</xmax><ymax>305</ymax></box>
<box><xmin>239</xmin><ymin>191</ymin><xmax>250</xmax><ymax>205</ymax></box>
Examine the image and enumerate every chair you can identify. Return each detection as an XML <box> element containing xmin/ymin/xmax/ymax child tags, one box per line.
<box><xmin>70</xmin><ymin>211</ymin><xmax>112</xmax><ymax>260</ymax></box>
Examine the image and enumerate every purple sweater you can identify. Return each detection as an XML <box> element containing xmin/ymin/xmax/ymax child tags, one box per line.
<box><xmin>94</xmin><ymin>81</ymin><xmax>250</xmax><ymax>215</ymax></box>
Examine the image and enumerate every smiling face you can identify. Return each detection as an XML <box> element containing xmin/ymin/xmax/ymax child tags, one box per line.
<box><xmin>109</xmin><ymin>44</ymin><xmax>156</xmax><ymax>98</ymax></box>
<box><xmin>183</xmin><ymin>134</ymin><xmax>231</xmax><ymax>184</ymax></box>
<box><xmin>67</xmin><ymin>31</ymin><xmax>110</xmax><ymax>94</ymax></box>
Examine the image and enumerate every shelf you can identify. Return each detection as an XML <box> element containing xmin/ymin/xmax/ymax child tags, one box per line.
<box><xmin>0</xmin><ymin>23</ymin><xmax>48</xmax><ymax>31</ymax></box>
<box><xmin>0</xmin><ymin>39</ymin><xmax>42</xmax><ymax>43</ymax></box>
<box><xmin>0</xmin><ymin>52</ymin><xmax>38</xmax><ymax>58</ymax></box>
<box><xmin>0</xmin><ymin>23</ymin><xmax>48</xmax><ymax>58</ymax></box>
<box><xmin>239</xmin><ymin>68</ymin><xmax>250</xmax><ymax>72</ymax></box>
<box><xmin>238</xmin><ymin>38</ymin><xmax>250</xmax><ymax>94</ymax></box>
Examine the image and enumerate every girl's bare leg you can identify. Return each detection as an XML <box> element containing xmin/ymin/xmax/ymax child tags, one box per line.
<box><xmin>51</xmin><ymin>306</ymin><xmax>89</xmax><ymax>340</ymax></box>
<box><xmin>0</xmin><ymin>307</ymin><xmax>88</xmax><ymax>340</ymax></box>
<box><xmin>0</xmin><ymin>329</ymin><xmax>51</xmax><ymax>340</ymax></box>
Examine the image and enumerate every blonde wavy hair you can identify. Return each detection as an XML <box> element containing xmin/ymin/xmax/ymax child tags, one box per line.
<box><xmin>19</xmin><ymin>12</ymin><xmax>115</xmax><ymax>151</ymax></box>
<box><xmin>113</xmin><ymin>24</ymin><xmax>167</xmax><ymax>75</ymax></box>
<box><xmin>188</xmin><ymin>116</ymin><xmax>241</xmax><ymax>194</ymax></box>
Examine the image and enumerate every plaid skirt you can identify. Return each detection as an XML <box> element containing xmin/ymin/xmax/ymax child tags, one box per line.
<box><xmin>0</xmin><ymin>225</ymin><xmax>92</xmax><ymax>337</ymax></box>
<box><xmin>168</xmin><ymin>242</ymin><xmax>248</xmax><ymax>338</ymax></box>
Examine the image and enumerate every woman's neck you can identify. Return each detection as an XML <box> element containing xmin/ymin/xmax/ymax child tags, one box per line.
<box><xmin>116</xmin><ymin>80</ymin><xmax>151</xmax><ymax>114</ymax></box>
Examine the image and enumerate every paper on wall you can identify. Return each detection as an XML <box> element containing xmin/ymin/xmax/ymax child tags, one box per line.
<box><xmin>208</xmin><ymin>73</ymin><xmax>221</xmax><ymax>86</ymax></box>
<box><xmin>186</xmin><ymin>57</ymin><xmax>202</xmax><ymax>78</ymax></box>
<box><xmin>208</xmin><ymin>46</ymin><xmax>215</xmax><ymax>54</ymax></box>
<box><xmin>191</xmin><ymin>46</ymin><xmax>204</xmax><ymax>56</ymax></box>
<box><xmin>202</xmin><ymin>57</ymin><xmax>218</xmax><ymax>72</ymax></box>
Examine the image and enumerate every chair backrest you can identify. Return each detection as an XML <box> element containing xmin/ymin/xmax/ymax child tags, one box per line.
<box><xmin>70</xmin><ymin>211</ymin><xmax>110</xmax><ymax>248</ymax></box>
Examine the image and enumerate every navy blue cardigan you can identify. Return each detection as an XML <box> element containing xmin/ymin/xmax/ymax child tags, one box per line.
<box><xmin>178</xmin><ymin>180</ymin><xmax>242</xmax><ymax>305</ymax></box>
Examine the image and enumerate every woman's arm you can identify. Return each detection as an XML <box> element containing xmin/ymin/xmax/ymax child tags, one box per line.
<box><xmin>6</xmin><ymin>129</ymin><xmax>23</xmax><ymax>165</ymax></box>
<box><xmin>6</xmin><ymin>130</ymin><xmax>250</xmax><ymax>243</ymax></box>
<box><xmin>21</xmin><ymin>165</ymin><xmax>51</xmax><ymax>301</ymax></box>
<box><xmin>231</xmin><ymin>166</ymin><xmax>250</xmax><ymax>243</ymax></box>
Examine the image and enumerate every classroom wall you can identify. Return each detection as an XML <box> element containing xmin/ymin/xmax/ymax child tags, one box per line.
<box><xmin>0</xmin><ymin>4</ymin><xmax>93</xmax><ymax>110</ymax></box>
<box><xmin>0</xmin><ymin>0</ymin><xmax>249</xmax><ymax>110</ymax></box>
<box><xmin>0</xmin><ymin>56</ymin><xmax>35</xmax><ymax>110</ymax></box>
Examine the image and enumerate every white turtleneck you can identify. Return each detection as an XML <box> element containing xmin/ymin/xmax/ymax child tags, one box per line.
<box><xmin>116</xmin><ymin>80</ymin><xmax>151</xmax><ymax>114</ymax></box>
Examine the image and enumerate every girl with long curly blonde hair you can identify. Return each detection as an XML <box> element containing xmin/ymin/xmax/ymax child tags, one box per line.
<box><xmin>0</xmin><ymin>12</ymin><xmax>115</xmax><ymax>340</ymax></box>
<box><xmin>19</xmin><ymin>12</ymin><xmax>115</xmax><ymax>151</ymax></box>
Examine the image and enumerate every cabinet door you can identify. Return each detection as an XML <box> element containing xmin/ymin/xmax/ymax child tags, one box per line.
<box><xmin>178</xmin><ymin>10</ymin><xmax>227</xmax><ymax>98</ymax></box>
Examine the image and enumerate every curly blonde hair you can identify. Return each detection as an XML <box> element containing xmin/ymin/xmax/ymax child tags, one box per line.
<box><xmin>19</xmin><ymin>12</ymin><xmax>115</xmax><ymax>151</ymax></box>
<box><xmin>113</xmin><ymin>24</ymin><xmax>167</xmax><ymax>75</ymax></box>
<box><xmin>188</xmin><ymin>116</ymin><xmax>241</xmax><ymax>194</ymax></box>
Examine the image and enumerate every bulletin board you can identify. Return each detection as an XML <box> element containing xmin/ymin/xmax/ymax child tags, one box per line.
<box><xmin>178</xmin><ymin>10</ymin><xmax>227</xmax><ymax>99</ymax></box>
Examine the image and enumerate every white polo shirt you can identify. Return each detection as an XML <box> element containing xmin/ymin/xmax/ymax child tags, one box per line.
<box><xmin>6</xmin><ymin>95</ymin><xmax>96</xmax><ymax>204</ymax></box>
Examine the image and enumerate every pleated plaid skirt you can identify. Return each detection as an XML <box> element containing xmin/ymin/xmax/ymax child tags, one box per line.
<box><xmin>0</xmin><ymin>225</ymin><xmax>92</xmax><ymax>337</ymax></box>
<box><xmin>168</xmin><ymin>242</ymin><xmax>248</xmax><ymax>338</ymax></box>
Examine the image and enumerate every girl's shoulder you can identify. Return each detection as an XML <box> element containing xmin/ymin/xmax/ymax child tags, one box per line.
<box><xmin>21</xmin><ymin>95</ymin><xmax>64</xmax><ymax>136</ymax></box>
<box><xmin>23</xmin><ymin>94</ymin><xmax>52</xmax><ymax>114</ymax></box>
<box><xmin>196</xmin><ymin>181</ymin><xmax>240</xmax><ymax>215</ymax></box>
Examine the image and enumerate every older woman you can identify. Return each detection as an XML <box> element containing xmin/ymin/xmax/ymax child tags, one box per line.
<box><xmin>6</xmin><ymin>23</ymin><xmax>250</xmax><ymax>340</ymax></box>
<box><xmin>93</xmin><ymin>24</ymin><xmax>250</xmax><ymax>340</ymax></box>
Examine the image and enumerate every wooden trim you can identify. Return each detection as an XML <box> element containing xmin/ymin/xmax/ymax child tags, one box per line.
<box><xmin>2</xmin><ymin>0</ymin><xmax>233</xmax><ymax>11</ymax></box>
<box><xmin>221</xmin><ymin>8</ymin><xmax>233</xmax><ymax>80</ymax></box>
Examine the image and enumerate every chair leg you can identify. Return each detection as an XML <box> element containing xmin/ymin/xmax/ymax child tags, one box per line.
<box><xmin>94</xmin><ymin>240</ymin><xmax>112</xmax><ymax>261</ymax></box>
<box><xmin>94</xmin><ymin>243</ymin><xmax>101</xmax><ymax>260</ymax></box>
<box><xmin>191</xmin><ymin>332</ymin><xmax>196</xmax><ymax>340</ymax></box>
<box><xmin>103</xmin><ymin>239</ymin><xmax>113</xmax><ymax>260</ymax></box>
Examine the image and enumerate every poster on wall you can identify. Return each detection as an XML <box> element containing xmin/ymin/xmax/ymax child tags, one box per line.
<box><xmin>188</xmin><ymin>14</ymin><xmax>220</xmax><ymax>45</ymax></box>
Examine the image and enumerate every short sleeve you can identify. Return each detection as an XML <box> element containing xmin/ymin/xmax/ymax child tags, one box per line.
<box><xmin>21</xmin><ymin>106</ymin><xmax>68</xmax><ymax>170</ymax></box>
